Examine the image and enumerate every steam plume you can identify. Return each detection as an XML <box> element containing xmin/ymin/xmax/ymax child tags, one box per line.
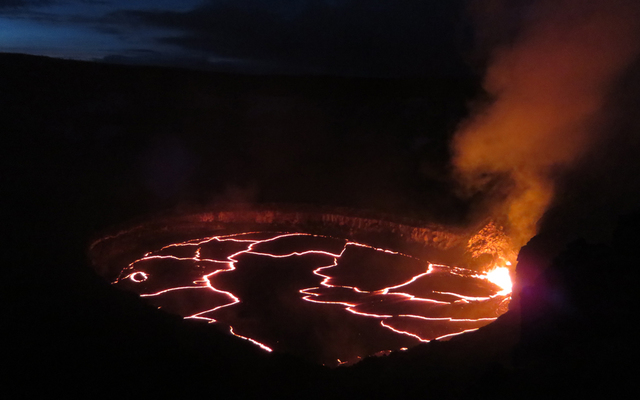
<box><xmin>453</xmin><ymin>0</ymin><xmax>640</xmax><ymax>251</ymax></box>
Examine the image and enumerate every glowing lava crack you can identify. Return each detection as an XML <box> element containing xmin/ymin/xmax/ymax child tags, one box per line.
<box><xmin>111</xmin><ymin>231</ymin><xmax>511</xmax><ymax>366</ymax></box>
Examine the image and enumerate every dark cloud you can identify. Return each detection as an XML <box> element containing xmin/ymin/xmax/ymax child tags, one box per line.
<box><xmin>104</xmin><ymin>0</ymin><xmax>471</xmax><ymax>77</ymax></box>
<box><xmin>0</xmin><ymin>0</ymin><xmax>51</xmax><ymax>9</ymax></box>
<box><xmin>0</xmin><ymin>1</ymin><xmax>87</xmax><ymax>23</ymax></box>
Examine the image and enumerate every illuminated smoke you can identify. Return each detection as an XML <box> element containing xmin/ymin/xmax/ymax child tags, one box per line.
<box><xmin>453</xmin><ymin>0</ymin><xmax>640</xmax><ymax>250</ymax></box>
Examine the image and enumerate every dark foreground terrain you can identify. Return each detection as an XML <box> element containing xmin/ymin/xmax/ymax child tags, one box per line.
<box><xmin>4</xmin><ymin>53</ymin><xmax>639</xmax><ymax>398</ymax></box>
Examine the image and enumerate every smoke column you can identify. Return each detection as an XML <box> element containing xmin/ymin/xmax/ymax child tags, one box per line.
<box><xmin>453</xmin><ymin>0</ymin><xmax>640</xmax><ymax>251</ymax></box>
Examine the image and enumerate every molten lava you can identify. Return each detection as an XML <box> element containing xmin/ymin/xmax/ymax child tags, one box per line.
<box><xmin>110</xmin><ymin>230</ymin><xmax>512</xmax><ymax>366</ymax></box>
<box><xmin>485</xmin><ymin>264</ymin><xmax>512</xmax><ymax>296</ymax></box>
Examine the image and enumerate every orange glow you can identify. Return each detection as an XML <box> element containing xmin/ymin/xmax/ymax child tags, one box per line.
<box><xmin>484</xmin><ymin>266</ymin><xmax>512</xmax><ymax>296</ymax></box>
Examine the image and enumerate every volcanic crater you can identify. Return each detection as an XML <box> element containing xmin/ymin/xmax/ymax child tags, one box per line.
<box><xmin>89</xmin><ymin>205</ymin><xmax>513</xmax><ymax>366</ymax></box>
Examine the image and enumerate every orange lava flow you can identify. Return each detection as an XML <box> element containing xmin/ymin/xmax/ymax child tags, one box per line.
<box><xmin>112</xmin><ymin>232</ymin><xmax>512</xmax><ymax>365</ymax></box>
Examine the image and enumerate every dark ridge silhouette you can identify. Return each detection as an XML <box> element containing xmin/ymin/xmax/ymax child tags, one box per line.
<box><xmin>3</xmin><ymin>52</ymin><xmax>478</xmax><ymax>229</ymax></box>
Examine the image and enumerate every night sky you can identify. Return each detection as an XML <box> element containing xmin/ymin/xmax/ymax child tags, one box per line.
<box><xmin>1</xmin><ymin>0</ymin><xmax>471</xmax><ymax>77</ymax></box>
